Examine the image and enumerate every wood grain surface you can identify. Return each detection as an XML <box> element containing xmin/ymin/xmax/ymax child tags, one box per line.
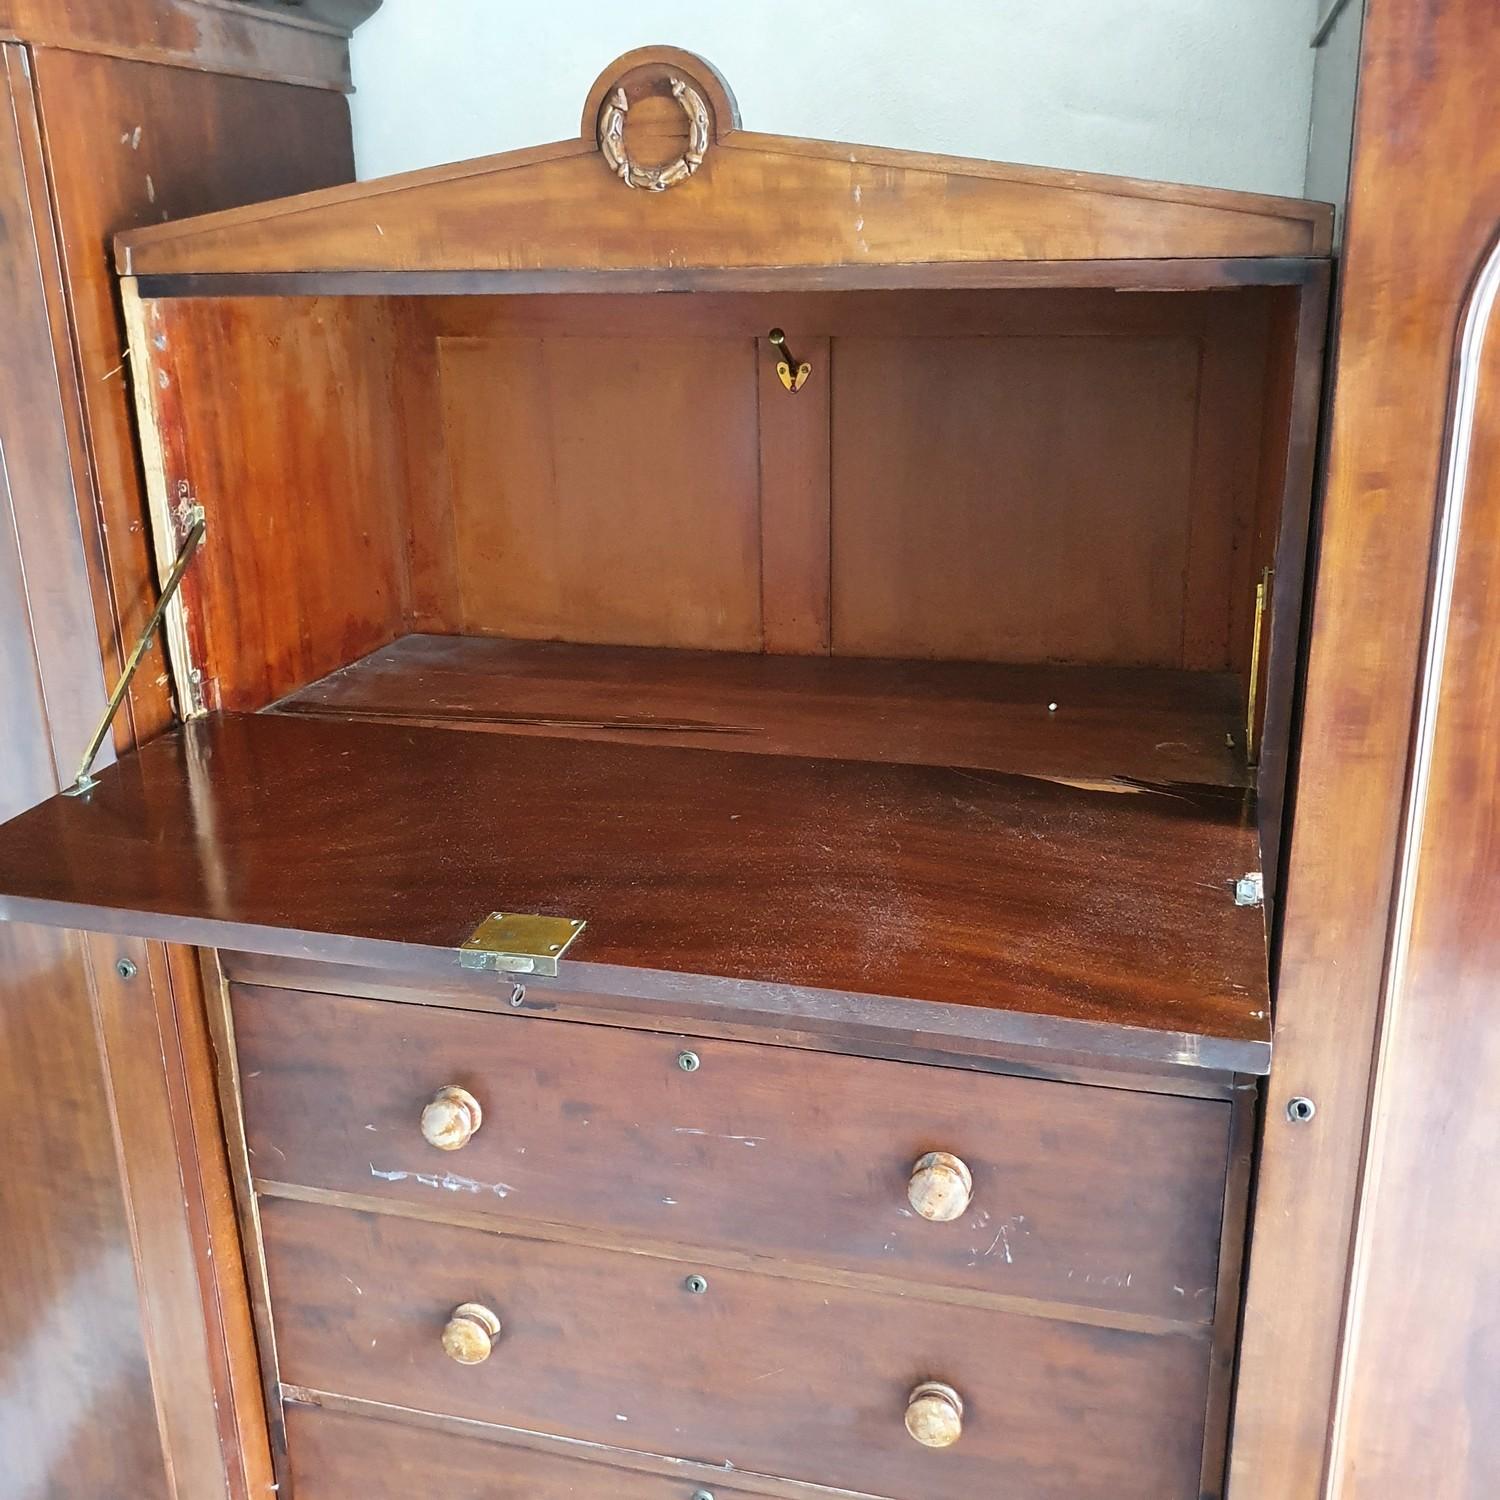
<box><xmin>0</xmin><ymin>712</ymin><xmax>1271</xmax><ymax>1069</ymax></box>
<box><xmin>260</xmin><ymin>1195</ymin><xmax>1213</xmax><ymax>1500</ymax></box>
<box><xmin>285</xmin><ymin>1400</ymin><xmax>785</xmax><ymax>1500</ymax></box>
<box><xmin>233</xmin><ymin>984</ymin><xmax>1231</xmax><ymax>1322</ymax></box>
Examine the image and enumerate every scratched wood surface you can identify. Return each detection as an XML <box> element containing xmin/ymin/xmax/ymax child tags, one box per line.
<box><xmin>261</xmin><ymin>1196</ymin><xmax>1213</xmax><ymax>1500</ymax></box>
<box><xmin>0</xmin><ymin>712</ymin><xmax>1271</xmax><ymax>1069</ymax></box>
<box><xmin>272</xmin><ymin>634</ymin><xmax>1251</xmax><ymax>787</ymax></box>
<box><xmin>234</xmin><ymin>984</ymin><xmax>1230</xmax><ymax>1323</ymax></box>
<box><xmin>285</xmin><ymin>1401</ymin><xmax>785</xmax><ymax>1500</ymax></box>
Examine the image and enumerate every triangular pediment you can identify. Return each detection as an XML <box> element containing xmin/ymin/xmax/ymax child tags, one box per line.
<box><xmin>119</xmin><ymin>45</ymin><xmax>1331</xmax><ymax>280</ymax></box>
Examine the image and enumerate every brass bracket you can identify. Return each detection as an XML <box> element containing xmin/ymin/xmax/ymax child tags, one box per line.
<box><xmin>1245</xmin><ymin>566</ymin><xmax>1273</xmax><ymax>768</ymax></box>
<box><xmin>458</xmin><ymin>912</ymin><xmax>586</xmax><ymax>976</ymax></box>
<box><xmin>64</xmin><ymin>509</ymin><xmax>206</xmax><ymax>797</ymax></box>
<box><xmin>769</xmin><ymin>328</ymin><xmax>811</xmax><ymax>392</ymax></box>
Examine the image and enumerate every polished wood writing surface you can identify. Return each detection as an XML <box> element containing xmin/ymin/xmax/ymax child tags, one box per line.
<box><xmin>233</xmin><ymin>984</ymin><xmax>1231</xmax><ymax>1322</ymax></box>
<box><xmin>273</xmin><ymin>634</ymin><xmax>1250</xmax><ymax>787</ymax></box>
<box><xmin>261</xmin><ymin>1196</ymin><xmax>1213</xmax><ymax>1500</ymax></box>
<box><xmin>0</xmin><ymin>712</ymin><xmax>1269</xmax><ymax>1070</ymax></box>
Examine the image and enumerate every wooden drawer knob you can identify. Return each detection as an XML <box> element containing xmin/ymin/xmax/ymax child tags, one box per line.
<box><xmin>421</xmin><ymin>1085</ymin><xmax>483</xmax><ymax>1150</ymax></box>
<box><xmin>907</xmin><ymin>1151</ymin><xmax>973</xmax><ymax>1221</ymax></box>
<box><xmin>905</xmin><ymin>1381</ymin><xmax>964</xmax><ymax>1448</ymax></box>
<box><xmin>442</xmin><ymin>1303</ymin><xmax>502</xmax><ymax>1365</ymax></box>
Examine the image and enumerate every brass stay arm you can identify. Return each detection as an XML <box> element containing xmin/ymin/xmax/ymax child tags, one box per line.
<box><xmin>65</xmin><ymin>511</ymin><xmax>206</xmax><ymax>797</ymax></box>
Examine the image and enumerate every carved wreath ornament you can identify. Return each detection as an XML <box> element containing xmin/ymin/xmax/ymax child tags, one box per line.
<box><xmin>599</xmin><ymin>77</ymin><xmax>711</xmax><ymax>191</ymax></box>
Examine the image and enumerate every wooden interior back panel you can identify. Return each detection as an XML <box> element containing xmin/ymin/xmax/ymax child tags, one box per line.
<box><xmin>132</xmin><ymin>295</ymin><xmax>410</xmax><ymax>711</ymax></box>
<box><xmin>262</xmin><ymin>1196</ymin><xmax>1213</xmax><ymax>1500</ymax></box>
<box><xmin>438</xmin><ymin>333</ymin><xmax>762</xmax><ymax>649</ymax></box>
<box><xmin>284</xmin><ymin>1403</ymin><xmax>778</xmax><ymax>1500</ymax></box>
<box><xmin>234</xmin><ymin>984</ymin><xmax>1231</xmax><ymax>1323</ymax></box>
<box><xmin>831</xmin><ymin>334</ymin><xmax>1201</xmax><ymax>665</ymax></box>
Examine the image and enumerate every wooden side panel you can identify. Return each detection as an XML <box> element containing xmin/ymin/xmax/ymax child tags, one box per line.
<box><xmin>1230</xmin><ymin>0</ymin><xmax>1500</xmax><ymax>1492</ymax></box>
<box><xmin>437</xmin><ymin>333</ymin><xmax>763</xmax><ymax>650</ymax></box>
<box><xmin>0</xmin><ymin>925</ymin><xmax>169</xmax><ymax>1499</ymax></box>
<box><xmin>32</xmin><ymin>47</ymin><xmax>356</xmax><ymax>741</ymax></box>
<box><xmin>132</xmin><ymin>295</ymin><xmax>410</xmax><ymax>712</ymax></box>
<box><xmin>1327</xmin><ymin>240</ymin><xmax>1500</xmax><ymax>1495</ymax></box>
<box><xmin>830</xmin><ymin>333</ymin><xmax>1203</xmax><ymax>665</ymax></box>
<box><xmin>0</xmin><ymin>46</ymin><xmax>112</xmax><ymax>783</ymax></box>
<box><xmin>262</xmin><ymin>1196</ymin><xmax>1213</xmax><ymax>1500</ymax></box>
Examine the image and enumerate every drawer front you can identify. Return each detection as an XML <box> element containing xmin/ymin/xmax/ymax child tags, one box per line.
<box><xmin>263</xmin><ymin>1197</ymin><xmax>1212</xmax><ymax>1500</ymax></box>
<box><xmin>286</xmin><ymin>1402</ymin><xmax>771</xmax><ymax>1499</ymax></box>
<box><xmin>235</xmin><ymin>984</ymin><xmax>1230</xmax><ymax>1321</ymax></box>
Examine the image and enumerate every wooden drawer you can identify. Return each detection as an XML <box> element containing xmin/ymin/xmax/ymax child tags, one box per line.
<box><xmin>234</xmin><ymin>984</ymin><xmax>1231</xmax><ymax>1322</ymax></box>
<box><xmin>285</xmin><ymin>1402</ymin><xmax>773</xmax><ymax>1499</ymax></box>
<box><xmin>262</xmin><ymin>1197</ymin><xmax>1213</xmax><ymax>1500</ymax></box>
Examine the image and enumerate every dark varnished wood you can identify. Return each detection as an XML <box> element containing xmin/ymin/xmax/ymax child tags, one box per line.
<box><xmin>131</xmin><ymin>257</ymin><xmax>1330</xmax><ymax>298</ymax></box>
<box><xmin>261</xmin><ymin>1195</ymin><xmax>1213</xmax><ymax>1500</ymax></box>
<box><xmin>0</xmin><ymin>712</ymin><xmax>1270</xmax><ymax>1071</ymax></box>
<box><xmin>0</xmin><ymin>0</ymin><xmax>367</xmax><ymax>90</ymax></box>
<box><xmin>1324</xmin><ymin>162</ymin><xmax>1500</xmax><ymax>1496</ymax></box>
<box><xmin>0</xmin><ymin>924</ymin><xmax>168</xmax><ymax>1499</ymax></box>
<box><xmin>285</xmin><ymin>1401</ymin><xmax>787</xmax><ymax>1500</ymax></box>
<box><xmin>0</xmin><ymin>11</ymin><xmax>368</xmax><ymax>1498</ymax></box>
<box><xmin>33</xmin><ymin>45</ymin><xmax>357</xmax><ymax>743</ymax></box>
<box><xmin>220</xmin><ymin>949</ymin><xmax>1248</xmax><ymax>1096</ymax></box>
<box><xmin>232</xmin><ymin>984</ymin><xmax>1232</xmax><ymax>1323</ymax></box>
<box><xmin>1231</xmin><ymin>1</ymin><xmax>1500</xmax><ymax>1490</ymax></box>
<box><xmin>273</xmin><ymin>634</ymin><xmax>1251</xmax><ymax>787</ymax></box>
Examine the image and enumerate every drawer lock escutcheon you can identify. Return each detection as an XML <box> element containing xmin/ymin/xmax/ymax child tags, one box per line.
<box><xmin>458</xmin><ymin>912</ymin><xmax>585</xmax><ymax>977</ymax></box>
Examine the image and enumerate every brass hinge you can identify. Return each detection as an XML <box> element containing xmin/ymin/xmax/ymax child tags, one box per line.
<box><xmin>458</xmin><ymin>912</ymin><xmax>586</xmax><ymax>976</ymax></box>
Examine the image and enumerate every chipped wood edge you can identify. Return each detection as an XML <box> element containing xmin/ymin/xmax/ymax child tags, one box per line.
<box><xmin>121</xmin><ymin>278</ymin><xmax>205</xmax><ymax>722</ymax></box>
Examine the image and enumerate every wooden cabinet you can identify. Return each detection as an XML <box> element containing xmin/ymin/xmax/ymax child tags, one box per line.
<box><xmin>0</xmin><ymin>43</ymin><xmax>1334</xmax><ymax>1499</ymax></box>
<box><xmin>0</xmin><ymin>5</ymin><xmax>369</xmax><ymax>1495</ymax></box>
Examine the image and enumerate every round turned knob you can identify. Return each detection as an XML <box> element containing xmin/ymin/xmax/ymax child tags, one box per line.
<box><xmin>905</xmin><ymin>1381</ymin><xmax>964</xmax><ymax>1448</ymax></box>
<box><xmin>421</xmin><ymin>1085</ymin><xmax>483</xmax><ymax>1151</ymax></box>
<box><xmin>907</xmin><ymin>1151</ymin><xmax>973</xmax><ymax>1222</ymax></box>
<box><xmin>442</xmin><ymin>1303</ymin><xmax>502</xmax><ymax>1365</ymax></box>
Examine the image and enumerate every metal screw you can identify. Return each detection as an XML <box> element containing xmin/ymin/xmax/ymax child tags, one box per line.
<box><xmin>508</xmin><ymin>985</ymin><xmax>526</xmax><ymax>1008</ymax></box>
<box><xmin>1287</xmin><ymin>1096</ymin><xmax>1317</xmax><ymax>1124</ymax></box>
<box><xmin>692</xmin><ymin>1491</ymin><xmax>716</xmax><ymax>1500</ymax></box>
<box><xmin>115</xmin><ymin>958</ymin><xmax>138</xmax><ymax>980</ymax></box>
<box><xmin>684</xmin><ymin>1274</ymin><xmax>708</xmax><ymax>1295</ymax></box>
<box><xmin>677</xmin><ymin>1050</ymin><xmax>701</xmax><ymax>1073</ymax></box>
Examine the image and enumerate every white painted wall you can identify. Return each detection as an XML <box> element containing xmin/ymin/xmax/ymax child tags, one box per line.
<box><xmin>350</xmin><ymin>1</ymin><xmax>1320</xmax><ymax>198</ymax></box>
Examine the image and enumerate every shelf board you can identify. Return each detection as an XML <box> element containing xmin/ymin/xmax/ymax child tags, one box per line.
<box><xmin>0</xmin><ymin>711</ymin><xmax>1269</xmax><ymax>1074</ymax></box>
<box><xmin>271</xmin><ymin>635</ymin><xmax>1252</xmax><ymax>789</ymax></box>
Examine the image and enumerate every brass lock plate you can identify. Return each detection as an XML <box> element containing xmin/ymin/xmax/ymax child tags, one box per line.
<box><xmin>458</xmin><ymin>912</ymin><xmax>586</xmax><ymax>976</ymax></box>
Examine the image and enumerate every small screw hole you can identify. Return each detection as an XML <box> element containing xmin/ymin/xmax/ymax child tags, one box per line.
<box><xmin>677</xmin><ymin>1050</ymin><xmax>701</xmax><ymax>1073</ymax></box>
<box><xmin>509</xmin><ymin>985</ymin><xmax>526</xmax><ymax>1008</ymax></box>
<box><xmin>684</xmin><ymin>1274</ymin><xmax>708</xmax><ymax>1295</ymax></box>
<box><xmin>115</xmin><ymin>958</ymin><xmax>138</xmax><ymax>980</ymax></box>
<box><xmin>1287</xmin><ymin>1096</ymin><xmax>1317</xmax><ymax>1123</ymax></box>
